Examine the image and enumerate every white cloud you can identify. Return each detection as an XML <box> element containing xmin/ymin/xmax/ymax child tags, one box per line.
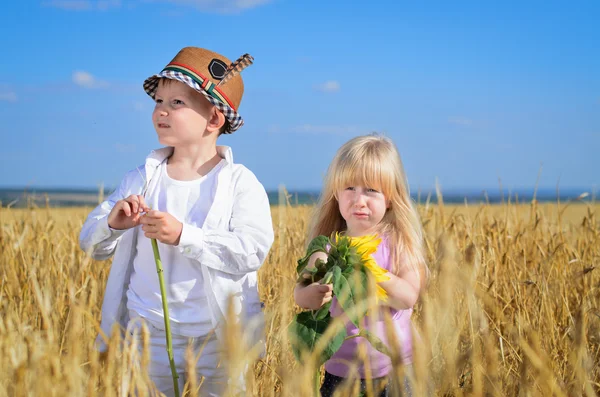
<box><xmin>269</xmin><ymin>124</ymin><xmax>364</xmax><ymax>136</ymax></box>
<box><xmin>313</xmin><ymin>80</ymin><xmax>341</xmax><ymax>93</ymax></box>
<box><xmin>448</xmin><ymin>117</ymin><xmax>473</xmax><ymax>126</ymax></box>
<box><xmin>145</xmin><ymin>0</ymin><xmax>273</xmax><ymax>13</ymax></box>
<box><xmin>42</xmin><ymin>0</ymin><xmax>121</xmax><ymax>11</ymax></box>
<box><xmin>72</xmin><ymin>71</ymin><xmax>109</xmax><ymax>89</ymax></box>
<box><xmin>0</xmin><ymin>92</ymin><xmax>17</xmax><ymax>102</ymax></box>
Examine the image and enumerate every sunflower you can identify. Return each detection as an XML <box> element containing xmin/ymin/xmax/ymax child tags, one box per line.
<box><xmin>348</xmin><ymin>234</ymin><xmax>390</xmax><ymax>301</ymax></box>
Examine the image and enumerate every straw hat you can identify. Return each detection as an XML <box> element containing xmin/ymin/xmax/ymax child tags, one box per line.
<box><xmin>143</xmin><ymin>47</ymin><xmax>253</xmax><ymax>133</ymax></box>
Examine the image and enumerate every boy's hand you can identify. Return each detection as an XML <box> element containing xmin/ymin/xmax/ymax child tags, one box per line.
<box><xmin>140</xmin><ymin>210</ymin><xmax>183</xmax><ymax>246</ymax></box>
<box><xmin>107</xmin><ymin>195</ymin><xmax>150</xmax><ymax>230</ymax></box>
<box><xmin>296</xmin><ymin>282</ymin><xmax>333</xmax><ymax>310</ymax></box>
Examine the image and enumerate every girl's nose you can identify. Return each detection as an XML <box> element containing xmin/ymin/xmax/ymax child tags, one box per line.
<box><xmin>354</xmin><ymin>193</ymin><xmax>366</xmax><ymax>207</ymax></box>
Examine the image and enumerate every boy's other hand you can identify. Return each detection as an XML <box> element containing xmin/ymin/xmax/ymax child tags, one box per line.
<box><xmin>140</xmin><ymin>210</ymin><xmax>183</xmax><ymax>246</ymax></box>
<box><xmin>107</xmin><ymin>195</ymin><xmax>150</xmax><ymax>230</ymax></box>
<box><xmin>296</xmin><ymin>282</ymin><xmax>333</xmax><ymax>310</ymax></box>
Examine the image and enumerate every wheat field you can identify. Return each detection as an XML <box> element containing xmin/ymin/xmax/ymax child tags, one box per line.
<box><xmin>0</xmin><ymin>198</ymin><xmax>598</xmax><ymax>396</ymax></box>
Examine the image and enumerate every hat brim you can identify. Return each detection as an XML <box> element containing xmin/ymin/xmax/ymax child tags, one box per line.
<box><xmin>143</xmin><ymin>70</ymin><xmax>243</xmax><ymax>133</ymax></box>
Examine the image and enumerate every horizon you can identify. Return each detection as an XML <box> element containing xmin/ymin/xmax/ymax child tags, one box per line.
<box><xmin>0</xmin><ymin>184</ymin><xmax>595</xmax><ymax>208</ymax></box>
<box><xmin>0</xmin><ymin>184</ymin><xmax>595</xmax><ymax>194</ymax></box>
<box><xmin>0</xmin><ymin>180</ymin><xmax>597</xmax><ymax>205</ymax></box>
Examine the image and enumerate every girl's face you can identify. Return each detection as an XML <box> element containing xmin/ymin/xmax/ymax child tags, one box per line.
<box><xmin>337</xmin><ymin>185</ymin><xmax>389</xmax><ymax>237</ymax></box>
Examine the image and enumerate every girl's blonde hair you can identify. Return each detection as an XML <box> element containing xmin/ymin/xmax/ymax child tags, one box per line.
<box><xmin>308</xmin><ymin>134</ymin><xmax>428</xmax><ymax>283</ymax></box>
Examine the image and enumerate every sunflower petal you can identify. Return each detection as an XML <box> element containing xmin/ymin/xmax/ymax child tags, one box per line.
<box><xmin>376</xmin><ymin>285</ymin><xmax>388</xmax><ymax>301</ymax></box>
<box><xmin>344</xmin><ymin>234</ymin><xmax>390</xmax><ymax>304</ymax></box>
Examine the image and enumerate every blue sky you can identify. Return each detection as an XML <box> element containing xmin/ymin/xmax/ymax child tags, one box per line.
<box><xmin>0</xmin><ymin>1</ymin><xmax>598</xmax><ymax>192</ymax></box>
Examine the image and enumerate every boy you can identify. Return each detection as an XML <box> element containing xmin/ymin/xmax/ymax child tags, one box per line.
<box><xmin>79</xmin><ymin>47</ymin><xmax>274</xmax><ymax>396</ymax></box>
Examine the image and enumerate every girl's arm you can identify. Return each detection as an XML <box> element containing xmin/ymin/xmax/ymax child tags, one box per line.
<box><xmin>378</xmin><ymin>263</ymin><xmax>422</xmax><ymax>310</ymax></box>
<box><xmin>294</xmin><ymin>251</ymin><xmax>333</xmax><ymax>310</ymax></box>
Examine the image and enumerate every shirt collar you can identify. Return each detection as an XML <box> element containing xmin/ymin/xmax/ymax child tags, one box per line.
<box><xmin>144</xmin><ymin>145</ymin><xmax>233</xmax><ymax>186</ymax></box>
<box><xmin>145</xmin><ymin>145</ymin><xmax>233</xmax><ymax>167</ymax></box>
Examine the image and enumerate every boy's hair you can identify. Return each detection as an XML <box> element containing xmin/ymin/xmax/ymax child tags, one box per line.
<box><xmin>219</xmin><ymin>119</ymin><xmax>231</xmax><ymax>136</ymax></box>
<box><xmin>308</xmin><ymin>133</ymin><xmax>428</xmax><ymax>283</ymax></box>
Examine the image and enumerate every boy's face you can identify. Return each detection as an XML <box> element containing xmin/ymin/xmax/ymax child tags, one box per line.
<box><xmin>152</xmin><ymin>79</ymin><xmax>218</xmax><ymax>146</ymax></box>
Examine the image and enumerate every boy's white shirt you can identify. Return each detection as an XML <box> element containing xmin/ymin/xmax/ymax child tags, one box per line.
<box><xmin>79</xmin><ymin>145</ymin><xmax>274</xmax><ymax>352</ymax></box>
<box><xmin>126</xmin><ymin>159</ymin><xmax>220</xmax><ymax>336</ymax></box>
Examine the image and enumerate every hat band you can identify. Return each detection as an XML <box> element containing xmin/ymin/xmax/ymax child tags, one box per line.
<box><xmin>163</xmin><ymin>63</ymin><xmax>237</xmax><ymax>110</ymax></box>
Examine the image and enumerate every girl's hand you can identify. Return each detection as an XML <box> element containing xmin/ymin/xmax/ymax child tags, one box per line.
<box><xmin>294</xmin><ymin>282</ymin><xmax>333</xmax><ymax>310</ymax></box>
<box><xmin>107</xmin><ymin>194</ymin><xmax>150</xmax><ymax>230</ymax></box>
<box><xmin>140</xmin><ymin>210</ymin><xmax>183</xmax><ymax>246</ymax></box>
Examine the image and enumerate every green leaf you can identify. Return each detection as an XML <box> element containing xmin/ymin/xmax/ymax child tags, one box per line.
<box><xmin>296</xmin><ymin>258</ymin><xmax>330</xmax><ymax>286</ymax></box>
<box><xmin>337</xmin><ymin>235</ymin><xmax>349</xmax><ymax>248</ymax></box>
<box><xmin>340</xmin><ymin>263</ymin><xmax>354</xmax><ymax>276</ymax></box>
<box><xmin>312</xmin><ymin>300</ymin><xmax>331</xmax><ymax>320</ymax></box>
<box><xmin>296</xmin><ymin>235</ymin><xmax>330</xmax><ymax>274</ymax></box>
<box><xmin>346</xmin><ymin>248</ymin><xmax>362</xmax><ymax>267</ymax></box>
<box><xmin>320</xmin><ymin>269</ymin><xmax>334</xmax><ymax>285</ymax></box>
<box><xmin>328</xmin><ymin>245</ymin><xmax>339</xmax><ymax>260</ymax></box>
<box><xmin>332</xmin><ymin>266</ymin><xmax>369</xmax><ymax>328</ymax></box>
<box><xmin>337</xmin><ymin>242</ymin><xmax>349</xmax><ymax>259</ymax></box>
<box><xmin>330</xmin><ymin>265</ymin><xmax>342</xmax><ymax>284</ymax></box>
<box><xmin>288</xmin><ymin>311</ymin><xmax>345</xmax><ymax>365</ymax></box>
<box><xmin>315</xmin><ymin>258</ymin><xmax>328</xmax><ymax>273</ymax></box>
<box><xmin>296</xmin><ymin>266</ymin><xmax>317</xmax><ymax>279</ymax></box>
<box><xmin>307</xmin><ymin>234</ymin><xmax>331</xmax><ymax>253</ymax></box>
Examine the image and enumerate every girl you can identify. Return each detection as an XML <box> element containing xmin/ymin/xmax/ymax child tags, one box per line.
<box><xmin>294</xmin><ymin>134</ymin><xmax>428</xmax><ymax>396</ymax></box>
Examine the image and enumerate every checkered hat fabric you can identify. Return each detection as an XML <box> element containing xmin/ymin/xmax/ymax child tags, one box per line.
<box><xmin>143</xmin><ymin>47</ymin><xmax>251</xmax><ymax>133</ymax></box>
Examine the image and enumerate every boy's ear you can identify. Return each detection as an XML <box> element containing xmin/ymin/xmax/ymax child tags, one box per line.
<box><xmin>206</xmin><ymin>107</ymin><xmax>226</xmax><ymax>133</ymax></box>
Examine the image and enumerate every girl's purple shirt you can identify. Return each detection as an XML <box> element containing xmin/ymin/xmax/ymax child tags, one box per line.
<box><xmin>324</xmin><ymin>237</ymin><xmax>414</xmax><ymax>379</ymax></box>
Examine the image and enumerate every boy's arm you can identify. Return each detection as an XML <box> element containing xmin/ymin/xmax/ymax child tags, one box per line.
<box><xmin>79</xmin><ymin>172</ymin><xmax>133</xmax><ymax>260</ymax></box>
<box><xmin>177</xmin><ymin>169</ymin><xmax>274</xmax><ymax>275</ymax></box>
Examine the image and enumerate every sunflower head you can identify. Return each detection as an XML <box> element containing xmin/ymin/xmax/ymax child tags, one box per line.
<box><xmin>349</xmin><ymin>234</ymin><xmax>381</xmax><ymax>257</ymax></box>
<box><xmin>348</xmin><ymin>234</ymin><xmax>390</xmax><ymax>302</ymax></box>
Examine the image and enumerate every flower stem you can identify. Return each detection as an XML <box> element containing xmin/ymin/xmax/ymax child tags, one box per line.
<box><xmin>315</xmin><ymin>366</ymin><xmax>321</xmax><ymax>396</ymax></box>
<box><xmin>151</xmin><ymin>238</ymin><xmax>180</xmax><ymax>397</ymax></box>
<box><xmin>320</xmin><ymin>270</ymin><xmax>333</xmax><ymax>285</ymax></box>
